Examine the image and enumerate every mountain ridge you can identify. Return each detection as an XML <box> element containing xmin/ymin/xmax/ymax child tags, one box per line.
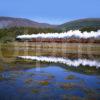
<box><xmin>0</xmin><ymin>16</ymin><xmax>55</xmax><ymax>28</ymax></box>
<box><xmin>0</xmin><ymin>16</ymin><xmax>100</xmax><ymax>31</ymax></box>
<box><xmin>58</xmin><ymin>18</ymin><xmax>100</xmax><ymax>31</ymax></box>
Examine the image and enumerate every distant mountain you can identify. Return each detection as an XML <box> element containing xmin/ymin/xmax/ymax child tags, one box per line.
<box><xmin>58</xmin><ymin>18</ymin><xmax>100</xmax><ymax>31</ymax></box>
<box><xmin>0</xmin><ymin>17</ymin><xmax>55</xmax><ymax>28</ymax></box>
<box><xmin>0</xmin><ymin>17</ymin><xmax>100</xmax><ymax>31</ymax></box>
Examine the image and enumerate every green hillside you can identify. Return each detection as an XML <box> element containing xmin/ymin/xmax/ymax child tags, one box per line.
<box><xmin>0</xmin><ymin>27</ymin><xmax>58</xmax><ymax>42</ymax></box>
<box><xmin>58</xmin><ymin>18</ymin><xmax>100</xmax><ymax>32</ymax></box>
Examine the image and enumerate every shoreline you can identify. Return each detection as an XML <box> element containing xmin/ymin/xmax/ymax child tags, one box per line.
<box><xmin>0</xmin><ymin>42</ymin><xmax>100</xmax><ymax>56</ymax></box>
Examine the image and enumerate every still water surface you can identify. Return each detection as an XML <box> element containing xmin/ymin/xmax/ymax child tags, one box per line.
<box><xmin>0</xmin><ymin>43</ymin><xmax>100</xmax><ymax>100</ymax></box>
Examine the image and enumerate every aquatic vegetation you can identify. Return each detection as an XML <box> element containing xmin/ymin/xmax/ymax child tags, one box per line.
<box><xmin>38</xmin><ymin>80</ymin><xmax>50</xmax><ymax>86</ymax></box>
<box><xmin>31</xmin><ymin>89</ymin><xmax>40</xmax><ymax>94</ymax></box>
<box><xmin>25</xmin><ymin>78</ymin><xmax>33</xmax><ymax>84</ymax></box>
<box><xmin>60</xmin><ymin>82</ymin><xmax>76</xmax><ymax>89</ymax></box>
<box><xmin>65</xmin><ymin>75</ymin><xmax>77</xmax><ymax>80</ymax></box>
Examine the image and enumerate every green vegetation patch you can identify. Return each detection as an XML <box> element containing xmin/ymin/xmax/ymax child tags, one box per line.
<box><xmin>31</xmin><ymin>89</ymin><xmax>40</xmax><ymax>94</ymax></box>
<box><xmin>25</xmin><ymin>78</ymin><xmax>33</xmax><ymax>84</ymax></box>
<box><xmin>65</xmin><ymin>75</ymin><xmax>77</xmax><ymax>80</ymax></box>
<box><xmin>60</xmin><ymin>82</ymin><xmax>76</xmax><ymax>89</ymax></box>
<box><xmin>38</xmin><ymin>80</ymin><xmax>50</xmax><ymax>86</ymax></box>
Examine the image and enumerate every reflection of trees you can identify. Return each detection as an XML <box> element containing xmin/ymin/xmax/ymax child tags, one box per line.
<box><xmin>0</xmin><ymin>43</ymin><xmax>18</xmax><ymax>63</ymax></box>
<box><xmin>57</xmin><ymin>63</ymin><xmax>100</xmax><ymax>75</ymax></box>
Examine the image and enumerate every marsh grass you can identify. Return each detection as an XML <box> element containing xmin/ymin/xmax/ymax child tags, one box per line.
<box><xmin>59</xmin><ymin>82</ymin><xmax>76</xmax><ymax>89</ymax></box>
<box><xmin>25</xmin><ymin>78</ymin><xmax>33</xmax><ymax>84</ymax></box>
<box><xmin>31</xmin><ymin>89</ymin><xmax>40</xmax><ymax>94</ymax></box>
<box><xmin>65</xmin><ymin>75</ymin><xmax>77</xmax><ymax>80</ymax></box>
<box><xmin>39</xmin><ymin>80</ymin><xmax>50</xmax><ymax>86</ymax></box>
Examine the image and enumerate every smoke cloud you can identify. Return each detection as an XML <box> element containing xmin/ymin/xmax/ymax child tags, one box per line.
<box><xmin>18</xmin><ymin>56</ymin><xmax>100</xmax><ymax>69</ymax></box>
<box><xmin>16</xmin><ymin>30</ymin><xmax>100</xmax><ymax>39</ymax></box>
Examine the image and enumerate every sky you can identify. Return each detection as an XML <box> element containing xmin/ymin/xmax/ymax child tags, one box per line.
<box><xmin>0</xmin><ymin>0</ymin><xmax>100</xmax><ymax>24</ymax></box>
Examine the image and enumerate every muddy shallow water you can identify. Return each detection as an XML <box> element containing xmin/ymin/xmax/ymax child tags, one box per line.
<box><xmin>0</xmin><ymin>43</ymin><xmax>100</xmax><ymax>100</ymax></box>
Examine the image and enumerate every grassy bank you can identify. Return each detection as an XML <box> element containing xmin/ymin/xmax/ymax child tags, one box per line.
<box><xmin>0</xmin><ymin>42</ymin><xmax>100</xmax><ymax>57</ymax></box>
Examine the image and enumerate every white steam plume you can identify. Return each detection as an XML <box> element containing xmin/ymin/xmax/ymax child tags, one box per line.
<box><xmin>16</xmin><ymin>30</ymin><xmax>100</xmax><ymax>39</ymax></box>
<box><xmin>18</xmin><ymin>56</ymin><xmax>100</xmax><ymax>69</ymax></box>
